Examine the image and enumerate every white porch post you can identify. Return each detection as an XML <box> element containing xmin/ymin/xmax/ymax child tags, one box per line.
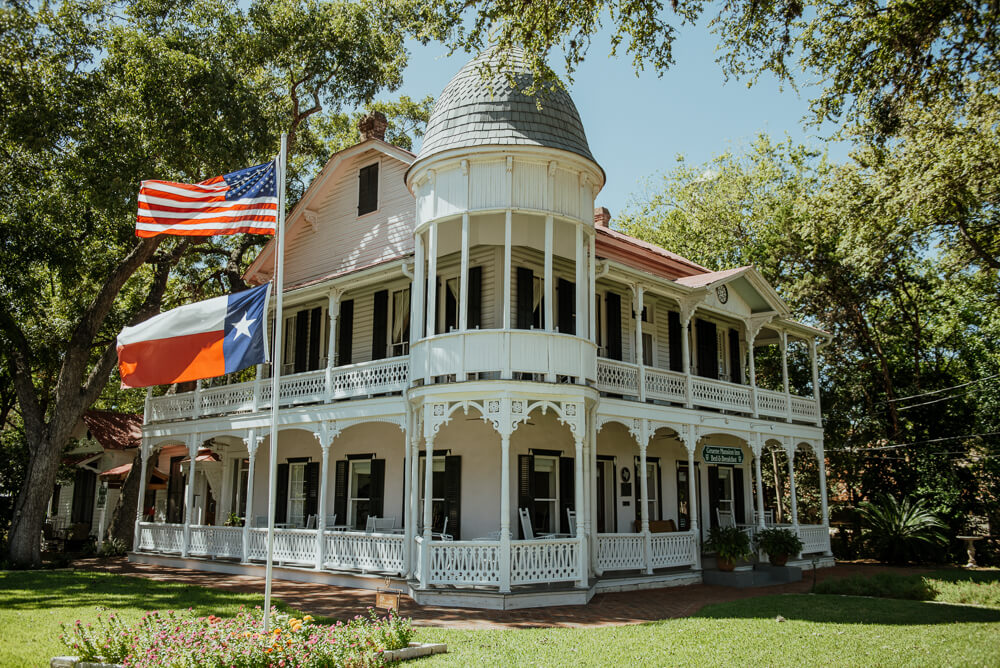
<box><xmin>412</xmin><ymin>231</ymin><xmax>425</xmax><ymax>344</ymax></box>
<box><xmin>588</xmin><ymin>233</ymin><xmax>596</xmax><ymax>345</ymax></box>
<box><xmin>459</xmin><ymin>213</ymin><xmax>470</xmax><ymax>332</ymax></box>
<box><xmin>638</xmin><ymin>421</ymin><xmax>652</xmax><ymax>574</ymax></box>
<box><xmin>133</xmin><ymin>438</ymin><xmax>150</xmax><ymax>553</ymax></box>
<box><xmin>425</xmin><ymin>222</ymin><xmax>438</xmax><ymax>340</ymax></box>
<box><xmin>502</xmin><ymin>211</ymin><xmax>512</xmax><ymax>331</ymax></box>
<box><xmin>574</xmin><ymin>433</ymin><xmax>587</xmax><ymax>587</ymax></box>
<box><xmin>817</xmin><ymin>439</ymin><xmax>832</xmax><ymax>555</ymax></box>
<box><xmin>681</xmin><ymin>308</ymin><xmax>694</xmax><ymax>409</ymax></box>
<box><xmin>575</xmin><ymin>223</ymin><xmax>586</xmax><ymax>340</ymax></box>
<box><xmin>241</xmin><ymin>430</ymin><xmax>260</xmax><ymax>563</ymax></box>
<box><xmin>634</xmin><ymin>285</ymin><xmax>646</xmax><ymax>402</ymax></box>
<box><xmin>325</xmin><ymin>291</ymin><xmax>340</xmax><ymax>399</ymax></box>
<box><xmin>407</xmin><ymin>414</ymin><xmax>421</xmax><ymax>578</ymax></box>
<box><xmin>752</xmin><ymin>434</ymin><xmax>766</xmax><ymax>530</ymax></box>
<box><xmin>181</xmin><ymin>434</ymin><xmax>199</xmax><ymax>557</ymax></box>
<box><xmin>810</xmin><ymin>337</ymin><xmax>823</xmax><ymax>423</ymax></box>
<box><xmin>785</xmin><ymin>438</ymin><xmax>801</xmax><ymax>557</ymax></box>
<box><xmin>314</xmin><ymin>425</ymin><xmax>333</xmax><ymax>570</ymax></box>
<box><xmin>420</xmin><ymin>407</ymin><xmax>435</xmax><ymax>586</ymax></box>
<box><xmin>401</xmin><ymin>409</ymin><xmax>412</xmax><ymax>576</ymax></box>
<box><xmin>746</xmin><ymin>325</ymin><xmax>759</xmax><ymax>418</ymax></box>
<box><xmin>780</xmin><ymin>330</ymin><xmax>791</xmax><ymax>422</ymax></box>
<box><xmin>589</xmin><ymin>408</ymin><xmax>600</xmax><ymax>575</ymax></box>
<box><xmin>685</xmin><ymin>425</ymin><xmax>701</xmax><ymax>570</ymax></box>
<box><xmin>499</xmin><ymin>430</ymin><xmax>512</xmax><ymax>593</ymax></box>
<box><xmin>544</xmin><ymin>216</ymin><xmax>554</xmax><ymax>331</ymax></box>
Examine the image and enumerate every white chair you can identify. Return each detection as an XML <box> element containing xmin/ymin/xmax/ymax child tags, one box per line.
<box><xmin>566</xmin><ymin>509</ymin><xmax>577</xmax><ymax>537</ymax></box>
<box><xmin>716</xmin><ymin>508</ymin><xmax>736</xmax><ymax>528</ymax></box>
<box><xmin>305</xmin><ymin>514</ymin><xmax>317</xmax><ymax>530</ymax></box>
<box><xmin>472</xmin><ymin>530</ymin><xmax>501</xmax><ymax>542</ymax></box>
<box><xmin>365</xmin><ymin>515</ymin><xmax>377</xmax><ymax>533</ymax></box>
<box><xmin>519</xmin><ymin>507</ymin><xmax>557</xmax><ymax>539</ymax></box>
<box><xmin>753</xmin><ymin>509</ymin><xmax>775</xmax><ymax>525</ymax></box>
<box><xmin>374</xmin><ymin>517</ymin><xmax>396</xmax><ymax>532</ymax></box>
<box><xmin>254</xmin><ymin>516</ymin><xmax>267</xmax><ymax>528</ymax></box>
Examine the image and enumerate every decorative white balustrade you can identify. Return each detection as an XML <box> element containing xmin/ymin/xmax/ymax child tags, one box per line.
<box><xmin>510</xmin><ymin>538</ymin><xmax>581</xmax><ymax>585</ymax></box>
<box><xmin>425</xmin><ymin>540</ymin><xmax>502</xmax><ymax>586</ymax></box>
<box><xmin>188</xmin><ymin>525</ymin><xmax>243</xmax><ymax>559</ymax></box>
<box><xmin>137</xmin><ymin>522</ymin><xmax>184</xmax><ymax>553</ymax></box>
<box><xmin>594</xmin><ymin>359</ymin><xmax>821</xmax><ymax>424</ymax></box>
<box><xmin>148</xmin><ymin>357</ymin><xmax>409</xmax><ymax>422</ymax></box>
<box><xmin>797</xmin><ymin>524</ymin><xmax>830</xmax><ymax>555</ymax></box>
<box><xmin>650</xmin><ymin>531</ymin><xmax>698</xmax><ymax>568</ymax></box>
<box><xmin>596</xmin><ymin>533</ymin><xmax>645</xmax><ymax>572</ymax></box>
<box><xmin>324</xmin><ymin>531</ymin><xmax>405</xmax><ymax>574</ymax></box>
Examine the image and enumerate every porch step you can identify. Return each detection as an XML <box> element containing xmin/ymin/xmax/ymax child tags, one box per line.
<box><xmin>702</xmin><ymin>563</ymin><xmax>802</xmax><ymax>588</ymax></box>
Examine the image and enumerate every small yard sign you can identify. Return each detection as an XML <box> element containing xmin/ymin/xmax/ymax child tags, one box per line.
<box><xmin>702</xmin><ymin>446</ymin><xmax>743</xmax><ymax>464</ymax></box>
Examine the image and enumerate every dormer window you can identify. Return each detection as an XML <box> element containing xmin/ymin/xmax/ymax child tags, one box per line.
<box><xmin>358</xmin><ymin>163</ymin><xmax>378</xmax><ymax>216</ymax></box>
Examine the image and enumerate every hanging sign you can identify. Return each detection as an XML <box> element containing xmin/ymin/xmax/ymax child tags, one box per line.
<box><xmin>702</xmin><ymin>446</ymin><xmax>744</xmax><ymax>465</ymax></box>
<box><xmin>96</xmin><ymin>483</ymin><xmax>108</xmax><ymax>509</ymax></box>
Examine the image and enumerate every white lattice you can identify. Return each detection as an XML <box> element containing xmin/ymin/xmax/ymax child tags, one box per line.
<box><xmin>246</xmin><ymin>529</ymin><xmax>267</xmax><ymax>561</ymax></box>
<box><xmin>330</xmin><ymin>357</ymin><xmax>409</xmax><ymax>399</ymax></box>
<box><xmin>148</xmin><ymin>396</ymin><xmax>195</xmax><ymax>422</ymax></box>
<box><xmin>595</xmin><ymin>359</ymin><xmax>639</xmax><ymax>396</ymax></box>
<box><xmin>137</xmin><ymin>522</ymin><xmax>183</xmax><ymax>553</ymax></box>
<box><xmin>270</xmin><ymin>529</ymin><xmax>317</xmax><ymax>564</ymax></box>
<box><xmin>324</xmin><ymin>531</ymin><xmax>405</xmax><ymax>574</ymax></box>
<box><xmin>790</xmin><ymin>396</ymin><xmax>820</xmax><ymax>420</ymax></box>
<box><xmin>596</xmin><ymin>534</ymin><xmax>645</xmax><ymax>571</ymax></box>
<box><xmin>644</xmin><ymin>368</ymin><xmax>687</xmax><ymax>402</ymax></box>
<box><xmin>756</xmin><ymin>389</ymin><xmax>788</xmax><ymax>417</ymax></box>
<box><xmin>690</xmin><ymin>377</ymin><xmax>752</xmax><ymax>411</ymax></box>
<box><xmin>510</xmin><ymin>538</ymin><xmax>580</xmax><ymax>585</ymax></box>
<box><xmin>427</xmin><ymin>541</ymin><xmax>502</xmax><ymax>585</ymax></box>
<box><xmin>187</xmin><ymin>526</ymin><xmax>243</xmax><ymax>559</ymax></box>
<box><xmin>650</xmin><ymin>531</ymin><xmax>698</xmax><ymax>568</ymax></box>
<box><xmin>199</xmin><ymin>385</ymin><xmax>255</xmax><ymax>416</ymax></box>
<box><xmin>798</xmin><ymin>524</ymin><xmax>829</xmax><ymax>554</ymax></box>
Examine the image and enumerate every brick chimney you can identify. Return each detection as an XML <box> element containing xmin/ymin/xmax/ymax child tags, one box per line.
<box><xmin>594</xmin><ymin>207</ymin><xmax>611</xmax><ymax>228</ymax></box>
<box><xmin>358</xmin><ymin>111</ymin><xmax>388</xmax><ymax>141</ymax></box>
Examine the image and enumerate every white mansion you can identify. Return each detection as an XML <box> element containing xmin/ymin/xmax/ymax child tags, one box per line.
<box><xmin>132</xmin><ymin>49</ymin><xmax>833</xmax><ymax>608</ymax></box>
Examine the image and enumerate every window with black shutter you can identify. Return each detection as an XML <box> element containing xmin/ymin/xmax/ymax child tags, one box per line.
<box><xmin>695</xmin><ymin>319</ymin><xmax>719</xmax><ymax>379</ymax></box>
<box><xmin>444</xmin><ymin>456</ymin><xmax>461</xmax><ymax>539</ymax></box>
<box><xmin>516</xmin><ymin>267</ymin><xmax>534</xmax><ymax>329</ymax></box>
<box><xmin>337</xmin><ymin>300</ymin><xmax>354</xmax><ymax>366</ymax></box>
<box><xmin>275</xmin><ymin>463</ymin><xmax>289</xmax><ymax>524</ymax></box>
<box><xmin>304</xmin><ymin>462</ymin><xmax>319</xmax><ymax>520</ymax></box>
<box><xmin>372</xmin><ymin>290</ymin><xmax>388</xmax><ymax>360</ymax></box>
<box><xmin>668</xmin><ymin>311</ymin><xmax>683</xmax><ymax>372</ymax></box>
<box><xmin>728</xmin><ymin>328</ymin><xmax>743</xmax><ymax>384</ymax></box>
<box><xmin>557</xmin><ymin>278</ymin><xmax>575</xmax><ymax>335</ymax></box>
<box><xmin>357</xmin><ymin>163</ymin><xmax>378</xmax><ymax>216</ymax></box>
<box><xmin>517</xmin><ymin>454</ymin><xmax>534</xmax><ymax>538</ymax></box>
<box><xmin>70</xmin><ymin>468</ymin><xmax>96</xmax><ymax>525</ymax></box>
<box><xmin>292</xmin><ymin>307</ymin><xmax>324</xmax><ymax>373</ymax></box>
<box><xmin>467</xmin><ymin>266</ymin><xmax>482</xmax><ymax>329</ymax></box>
<box><xmin>333</xmin><ymin>460</ymin><xmax>348</xmax><ymax>526</ymax></box>
<box><xmin>369</xmin><ymin>459</ymin><xmax>385</xmax><ymax>519</ymax></box>
<box><xmin>605</xmin><ymin>292</ymin><xmax>623</xmax><ymax>360</ymax></box>
<box><xmin>559</xmin><ymin>456</ymin><xmax>575</xmax><ymax>533</ymax></box>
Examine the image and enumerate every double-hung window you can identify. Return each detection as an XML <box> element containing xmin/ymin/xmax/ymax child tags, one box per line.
<box><xmin>348</xmin><ymin>460</ymin><xmax>372</xmax><ymax>529</ymax></box>
<box><xmin>287</xmin><ymin>462</ymin><xmax>307</xmax><ymax>527</ymax></box>
<box><xmin>391</xmin><ymin>287</ymin><xmax>410</xmax><ymax>355</ymax></box>
<box><xmin>230</xmin><ymin>457</ymin><xmax>249</xmax><ymax>520</ymax></box>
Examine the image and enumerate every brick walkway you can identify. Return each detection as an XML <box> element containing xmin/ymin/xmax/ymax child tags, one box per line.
<box><xmin>74</xmin><ymin>558</ymin><xmax>928</xmax><ymax>630</ymax></box>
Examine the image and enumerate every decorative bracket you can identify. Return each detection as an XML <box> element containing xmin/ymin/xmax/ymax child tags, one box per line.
<box><xmin>746</xmin><ymin>312</ymin><xmax>776</xmax><ymax>345</ymax></box>
<box><xmin>303</xmin><ymin>210</ymin><xmax>320</xmax><ymax>234</ymax></box>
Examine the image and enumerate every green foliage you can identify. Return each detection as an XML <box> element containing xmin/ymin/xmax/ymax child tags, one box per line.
<box><xmin>705</xmin><ymin>525</ymin><xmax>753</xmax><ymax>563</ymax></box>
<box><xmin>98</xmin><ymin>538</ymin><xmax>128</xmax><ymax>558</ymax></box>
<box><xmin>814</xmin><ymin>569</ymin><xmax>1000</xmax><ymax>608</ymax></box>
<box><xmin>859</xmin><ymin>495</ymin><xmax>948</xmax><ymax>565</ymax></box>
<box><xmin>755</xmin><ymin>527</ymin><xmax>803</xmax><ymax>559</ymax></box>
<box><xmin>814</xmin><ymin>572</ymin><xmax>937</xmax><ymax>601</ymax></box>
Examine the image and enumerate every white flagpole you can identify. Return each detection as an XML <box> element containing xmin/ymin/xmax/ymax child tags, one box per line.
<box><xmin>263</xmin><ymin>133</ymin><xmax>287</xmax><ymax>632</ymax></box>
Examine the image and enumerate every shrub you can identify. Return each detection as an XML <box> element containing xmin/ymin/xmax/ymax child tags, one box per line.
<box><xmin>99</xmin><ymin>538</ymin><xmax>128</xmax><ymax>558</ymax></box>
<box><xmin>60</xmin><ymin>606</ymin><xmax>413</xmax><ymax>667</ymax></box>
<box><xmin>814</xmin><ymin>573</ymin><xmax>938</xmax><ymax>600</ymax></box>
<box><xmin>705</xmin><ymin>526</ymin><xmax>753</xmax><ymax>563</ymax></box>
<box><xmin>859</xmin><ymin>495</ymin><xmax>947</xmax><ymax>564</ymax></box>
<box><xmin>755</xmin><ymin>527</ymin><xmax>804</xmax><ymax>559</ymax></box>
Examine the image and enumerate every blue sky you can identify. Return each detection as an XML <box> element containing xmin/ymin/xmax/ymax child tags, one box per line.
<box><xmin>394</xmin><ymin>23</ymin><xmax>847</xmax><ymax>216</ymax></box>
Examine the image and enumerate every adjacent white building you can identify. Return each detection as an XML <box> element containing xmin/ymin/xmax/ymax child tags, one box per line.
<box><xmin>133</xmin><ymin>48</ymin><xmax>833</xmax><ymax>608</ymax></box>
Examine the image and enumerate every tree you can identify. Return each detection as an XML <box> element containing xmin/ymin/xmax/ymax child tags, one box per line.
<box><xmin>0</xmin><ymin>0</ymin><xmax>447</xmax><ymax>567</ymax></box>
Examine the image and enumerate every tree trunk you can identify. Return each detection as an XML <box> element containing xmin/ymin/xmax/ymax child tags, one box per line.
<box><xmin>771</xmin><ymin>448</ymin><xmax>785</xmax><ymax>523</ymax></box>
<box><xmin>106</xmin><ymin>449</ymin><xmax>142</xmax><ymax>548</ymax></box>
<box><xmin>7</xmin><ymin>434</ymin><xmax>64</xmax><ymax>565</ymax></box>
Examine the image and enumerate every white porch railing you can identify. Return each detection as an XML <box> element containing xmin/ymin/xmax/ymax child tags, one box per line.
<box><xmin>595</xmin><ymin>358</ymin><xmax>821</xmax><ymax>424</ymax></box>
<box><xmin>425</xmin><ymin>540</ymin><xmax>502</xmax><ymax>586</ymax></box>
<box><xmin>137</xmin><ymin>522</ymin><xmax>184</xmax><ymax>553</ymax></box>
<box><xmin>797</xmin><ymin>524</ymin><xmax>831</xmax><ymax>555</ymax></box>
<box><xmin>147</xmin><ymin>357</ymin><xmax>409</xmax><ymax>422</ymax></box>
<box><xmin>650</xmin><ymin>531</ymin><xmax>699</xmax><ymax>569</ymax></box>
<box><xmin>188</xmin><ymin>525</ymin><xmax>243</xmax><ymax>559</ymax></box>
<box><xmin>510</xmin><ymin>538</ymin><xmax>581</xmax><ymax>585</ymax></box>
<box><xmin>596</xmin><ymin>533</ymin><xmax>645</xmax><ymax>572</ymax></box>
<box><xmin>324</xmin><ymin>531</ymin><xmax>405</xmax><ymax>574</ymax></box>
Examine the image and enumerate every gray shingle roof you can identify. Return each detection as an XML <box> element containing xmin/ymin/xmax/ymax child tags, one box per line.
<box><xmin>417</xmin><ymin>47</ymin><xmax>596</xmax><ymax>164</ymax></box>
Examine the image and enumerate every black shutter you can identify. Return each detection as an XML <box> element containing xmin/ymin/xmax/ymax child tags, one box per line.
<box><xmin>517</xmin><ymin>454</ymin><xmax>535</xmax><ymax>538</ymax></box>
<box><xmin>696</xmin><ymin>319</ymin><xmax>718</xmax><ymax>379</ymax></box>
<box><xmin>656</xmin><ymin>462</ymin><xmax>663</xmax><ymax>519</ymax></box>
<box><xmin>707</xmin><ymin>466</ymin><xmax>720</xmax><ymax>528</ymax></box>
<box><xmin>557</xmin><ymin>278</ymin><xmax>576</xmax><ymax>335</ymax></box>
<box><xmin>668</xmin><ymin>311</ymin><xmax>683</xmax><ymax>372</ymax></box>
<box><xmin>308</xmin><ymin>307</ymin><xmax>322</xmax><ymax>370</ymax></box>
<box><xmin>516</xmin><ymin>267</ymin><xmax>534</xmax><ymax>329</ymax></box>
<box><xmin>333</xmin><ymin>460</ymin><xmax>348</xmax><ymax>527</ymax></box>
<box><xmin>445</xmin><ymin>282</ymin><xmax>457</xmax><ymax>333</ymax></box>
<box><xmin>369</xmin><ymin>459</ymin><xmax>385</xmax><ymax>518</ymax></box>
<box><xmin>467</xmin><ymin>266</ymin><xmax>482</xmax><ymax>329</ymax></box>
<box><xmin>358</xmin><ymin>163</ymin><xmax>378</xmax><ymax>215</ymax></box>
<box><xmin>276</xmin><ymin>463</ymin><xmax>289</xmax><ymax>524</ymax></box>
<box><xmin>51</xmin><ymin>485</ymin><xmax>61</xmax><ymax>514</ymax></box>
<box><xmin>304</xmin><ymin>462</ymin><xmax>319</xmax><ymax>520</ymax></box>
<box><xmin>559</xmin><ymin>456</ymin><xmax>575</xmax><ymax>534</ymax></box>
<box><xmin>294</xmin><ymin>310</ymin><xmax>309</xmax><ymax>373</ymax></box>
<box><xmin>444</xmin><ymin>455</ymin><xmax>461</xmax><ymax>540</ymax></box>
<box><xmin>729</xmin><ymin>329</ymin><xmax>742</xmax><ymax>384</ymax></box>
<box><xmin>71</xmin><ymin>469</ymin><xmax>96</xmax><ymax>525</ymax></box>
<box><xmin>605</xmin><ymin>292</ymin><xmax>623</xmax><ymax>360</ymax></box>
<box><xmin>372</xmin><ymin>290</ymin><xmax>388</xmax><ymax>360</ymax></box>
<box><xmin>734</xmin><ymin>468</ymin><xmax>746</xmax><ymax>524</ymax></box>
<box><xmin>337</xmin><ymin>300</ymin><xmax>354</xmax><ymax>366</ymax></box>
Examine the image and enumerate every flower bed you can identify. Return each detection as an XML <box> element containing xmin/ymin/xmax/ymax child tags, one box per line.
<box><xmin>60</xmin><ymin>607</ymin><xmax>414</xmax><ymax>667</ymax></box>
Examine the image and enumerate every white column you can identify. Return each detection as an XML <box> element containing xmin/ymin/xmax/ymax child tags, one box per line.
<box><xmin>459</xmin><ymin>213</ymin><xmax>470</xmax><ymax>332</ymax></box>
<box><xmin>639</xmin><ymin>424</ymin><xmax>652</xmax><ymax>574</ymax></box>
<box><xmin>574</xmin><ymin>434</ymin><xmax>587</xmax><ymax>587</ymax></box>
<box><xmin>544</xmin><ymin>216</ymin><xmax>553</xmax><ymax>331</ymax></box>
<box><xmin>133</xmin><ymin>439</ymin><xmax>150</xmax><ymax>553</ymax></box>
<box><xmin>810</xmin><ymin>337</ymin><xmax>823</xmax><ymax>424</ymax></box>
<box><xmin>407</xmin><ymin>418</ymin><xmax>421</xmax><ymax>578</ymax></box>
<box><xmin>589</xmin><ymin>407</ymin><xmax>600</xmax><ymax>575</ymax></box>
<box><xmin>241</xmin><ymin>430</ymin><xmax>259</xmax><ymax>563</ymax></box>
<box><xmin>325</xmin><ymin>291</ymin><xmax>340</xmax><ymax>399</ymax></box>
<box><xmin>499</xmin><ymin>431</ymin><xmax>512</xmax><ymax>593</ymax></box>
<box><xmin>753</xmin><ymin>435</ymin><xmax>766</xmax><ymax>530</ymax></box>
<box><xmin>786</xmin><ymin>441</ymin><xmax>802</xmax><ymax>558</ymax></box>
<box><xmin>181</xmin><ymin>434</ymin><xmax>198</xmax><ymax>557</ymax></box>
<box><xmin>817</xmin><ymin>440</ymin><xmax>832</xmax><ymax>555</ymax></box>
<box><xmin>502</xmin><ymin>210</ymin><xmax>512</xmax><ymax>331</ymax></box>
<box><xmin>634</xmin><ymin>285</ymin><xmax>646</xmax><ymax>402</ymax></box>
<box><xmin>401</xmin><ymin>410</ymin><xmax>412</xmax><ymax>576</ymax></box>
<box><xmin>746</xmin><ymin>326</ymin><xmax>759</xmax><ymax>418</ymax></box>
<box><xmin>425</xmin><ymin>222</ymin><xmax>438</xmax><ymax>339</ymax></box>
<box><xmin>412</xmin><ymin>231</ymin><xmax>425</xmax><ymax>343</ymax></box>
<box><xmin>686</xmin><ymin>426</ymin><xmax>701</xmax><ymax>570</ymax></box>
<box><xmin>780</xmin><ymin>330</ymin><xmax>791</xmax><ymax>422</ymax></box>
<box><xmin>575</xmin><ymin>223</ymin><xmax>585</xmax><ymax>339</ymax></box>
<box><xmin>315</xmin><ymin>431</ymin><xmax>332</xmax><ymax>570</ymax></box>
<box><xmin>682</xmin><ymin>313</ymin><xmax>693</xmax><ymax>408</ymax></box>
<box><xmin>588</xmin><ymin>233</ymin><xmax>597</xmax><ymax>345</ymax></box>
<box><xmin>420</xmin><ymin>412</ymin><xmax>435</xmax><ymax>586</ymax></box>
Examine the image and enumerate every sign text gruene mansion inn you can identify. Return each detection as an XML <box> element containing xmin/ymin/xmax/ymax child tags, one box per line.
<box><xmin>118</xmin><ymin>48</ymin><xmax>832</xmax><ymax>608</ymax></box>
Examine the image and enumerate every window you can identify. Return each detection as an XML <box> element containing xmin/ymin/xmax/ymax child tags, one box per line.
<box><xmin>532</xmin><ymin>456</ymin><xmax>559</xmax><ymax>533</ymax></box>
<box><xmin>518</xmin><ymin>453</ymin><xmax>573</xmax><ymax>537</ymax></box>
<box><xmin>230</xmin><ymin>457</ymin><xmax>250</xmax><ymax>519</ymax></box>
<box><xmin>391</xmin><ymin>288</ymin><xmax>410</xmax><ymax>355</ymax></box>
<box><xmin>677</xmin><ymin>464</ymin><xmax>691</xmax><ymax>530</ymax></box>
<box><xmin>284</xmin><ymin>307</ymin><xmax>325</xmax><ymax>374</ymax></box>
<box><xmin>642</xmin><ymin>332</ymin><xmax>654</xmax><ymax>366</ymax></box>
<box><xmin>358</xmin><ymin>163</ymin><xmax>378</xmax><ymax>216</ymax></box>
<box><xmin>348</xmin><ymin>460</ymin><xmax>372</xmax><ymax>529</ymax></box>
<box><xmin>643</xmin><ymin>462</ymin><xmax>660</xmax><ymax>521</ymax></box>
<box><xmin>418</xmin><ymin>456</ymin><xmax>447</xmax><ymax>533</ymax></box>
<box><xmin>595</xmin><ymin>295</ymin><xmax>604</xmax><ymax>351</ymax></box>
<box><xmin>288</xmin><ymin>462</ymin><xmax>307</xmax><ymax>527</ymax></box>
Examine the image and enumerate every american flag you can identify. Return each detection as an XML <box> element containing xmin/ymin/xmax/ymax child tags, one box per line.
<box><xmin>136</xmin><ymin>161</ymin><xmax>278</xmax><ymax>237</ymax></box>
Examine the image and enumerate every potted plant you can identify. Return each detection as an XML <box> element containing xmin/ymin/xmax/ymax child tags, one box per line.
<box><xmin>755</xmin><ymin>527</ymin><xmax>804</xmax><ymax>566</ymax></box>
<box><xmin>705</xmin><ymin>526</ymin><xmax>753</xmax><ymax>571</ymax></box>
<box><xmin>224</xmin><ymin>512</ymin><xmax>244</xmax><ymax>527</ymax></box>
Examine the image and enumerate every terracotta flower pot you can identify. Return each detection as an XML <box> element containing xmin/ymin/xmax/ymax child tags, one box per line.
<box><xmin>769</xmin><ymin>554</ymin><xmax>789</xmax><ymax>567</ymax></box>
<box><xmin>717</xmin><ymin>557</ymin><xmax>735</xmax><ymax>572</ymax></box>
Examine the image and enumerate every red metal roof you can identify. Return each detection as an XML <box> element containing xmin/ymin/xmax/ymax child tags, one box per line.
<box><xmin>82</xmin><ymin>410</ymin><xmax>143</xmax><ymax>450</ymax></box>
<box><xmin>594</xmin><ymin>226</ymin><xmax>711</xmax><ymax>281</ymax></box>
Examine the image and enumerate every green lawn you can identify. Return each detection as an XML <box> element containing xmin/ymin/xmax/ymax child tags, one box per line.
<box><xmin>1</xmin><ymin>568</ymin><xmax>998</xmax><ymax>667</ymax></box>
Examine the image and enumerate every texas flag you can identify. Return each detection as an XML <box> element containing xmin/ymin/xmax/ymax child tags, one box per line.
<box><xmin>118</xmin><ymin>283</ymin><xmax>271</xmax><ymax>388</ymax></box>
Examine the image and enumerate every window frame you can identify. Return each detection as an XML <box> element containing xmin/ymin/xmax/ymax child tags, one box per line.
<box><xmin>357</xmin><ymin>160</ymin><xmax>381</xmax><ymax>218</ymax></box>
<box><xmin>347</xmin><ymin>459</ymin><xmax>373</xmax><ymax>529</ymax></box>
<box><xmin>287</xmin><ymin>461</ymin><xmax>307</xmax><ymax>527</ymax></box>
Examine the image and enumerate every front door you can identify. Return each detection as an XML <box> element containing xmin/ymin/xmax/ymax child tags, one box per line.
<box><xmin>167</xmin><ymin>455</ymin><xmax>185</xmax><ymax>524</ymax></box>
<box><xmin>596</xmin><ymin>458</ymin><xmax>616</xmax><ymax>533</ymax></box>
<box><xmin>708</xmin><ymin>465</ymin><xmax>746</xmax><ymax>528</ymax></box>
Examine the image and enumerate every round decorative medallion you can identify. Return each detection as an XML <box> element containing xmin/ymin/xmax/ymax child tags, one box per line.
<box><xmin>716</xmin><ymin>284</ymin><xmax>729</xmax><ymax>304</ymax></box>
